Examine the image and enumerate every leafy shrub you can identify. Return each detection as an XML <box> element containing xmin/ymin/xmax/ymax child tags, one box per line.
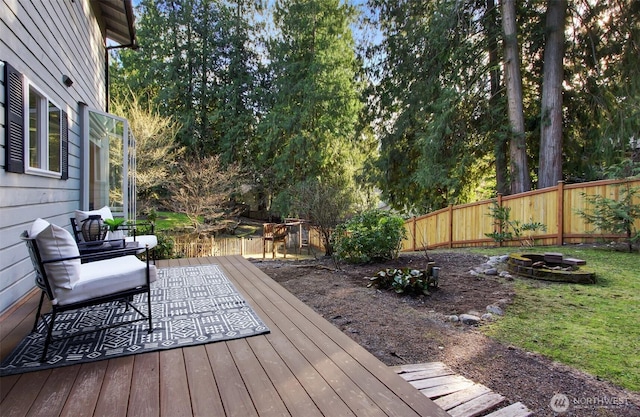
<box><xmin>333</xmin><ymin>210</ymin><xmax>406</xmax><ymax>263</ymax></box>
<box><xmin>485</xmin><ymin>201</ymin><xmax>547</xmax><ymax>246</ymax></box>
<box><xmin>153</xmin><ymin>231</ymin><xmax>176</xmax><ymax>260</ymax></box>
<box><xmin>368</xmin><ymin>267</ymin><xmax>439</xmax><ymax>295</ymax></box>
<box><xmin>576</xmin><ymin>184</ymin><xmax>640</xmax><ymax>252</ymax></box>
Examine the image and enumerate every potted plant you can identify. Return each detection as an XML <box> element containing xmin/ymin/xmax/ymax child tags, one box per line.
<box><xmin>104</xmin><ymin>218</ymin><xmax>126</xmax><ymax>246</ymax></box>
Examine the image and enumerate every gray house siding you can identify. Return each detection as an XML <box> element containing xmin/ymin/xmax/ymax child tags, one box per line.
<box><xmin>0</xmin><ymin>0</ymin><xmax>107</xmax><ymax>314</ymax></box>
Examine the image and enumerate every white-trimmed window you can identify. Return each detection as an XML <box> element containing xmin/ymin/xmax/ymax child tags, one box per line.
<box><xmin>3</xmin><ymin>61</ymin><xmax>68</xmax><ymax>178</ymax></box>
<box><xmin>27</xmin><ymin>83</ymin><xmax>63</xmax><ymax>176</ymax></box>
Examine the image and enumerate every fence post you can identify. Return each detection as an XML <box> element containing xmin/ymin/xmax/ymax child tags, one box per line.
<box><xmin>448</xmin><ymin>205</ymin><xmax>454</xmax><ymax>249</ymax></box>
<box><xmin>412</xmin><ymin>216</ymin><xmax>417</xmax><ymax>251</ymax></box>
<box><xmin>557</xmin><ymin>180</ymin><xmax>565</xmax><ymax>246</ymax></box>
<box><xmin>497</xmin><ymin>194</ymin><xmax>503</xmax><ymax>247</ymax></box>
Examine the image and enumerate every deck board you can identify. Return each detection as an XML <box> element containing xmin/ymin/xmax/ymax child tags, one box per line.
<box><xmin>484</xmin><ymin>402</ymin><xmax>533</xmax><ymax>417</ymax></box>
<box><xmin>434</xmin><ymin>385</ymin><xmax>492</xmax><ymax>411</ymax></box>
<box><xmin>60</xmin><ymin>361</ymin><xmax>108</xmax><ymax>417</ymax></box>
<box><xmin>0</xmin><ymin>373</ymin><xmax>19</xmax><ymax>403</ymax></box>
<box><xmin>1</xmin><ymin>369</ymin><xmax>52</xmax><ymax>417</ymax></box>
<box><xmin>159</xmin><ymin>349</ymin><xmax>192</xmax><ymax>417</ymax></box>
<box><xmin>215</xmin><ymin>257</ymin><xmax>379</xmax><ymax>417</ymax></box>
<box><xmin>29</xmin><ymin>366</ymin><xmax>80</xmax><ymax>417</ymax></box>
<box><xmin>128</xmin><ymin>353</ymin><xmax>160</xmax><ymax>417</ymax></box>
<box><xmin>182</xmin><ymin>346</ymin><xmax>224</xmax><ymax>417</ymax></box>
<box><xmin>448</xmin><ymin>393</ymin><xmax>505</xmax><ymax>417</ymax></box>
<box><xmin>245</xmin><ymin>335</ymin><xmax>324</xmax><ymax>417</ymax></box>
<box><xmin>0</xmin><ymin>256</ymin><xmax>449</xmax><ymax>417</ymax></box>
<box><xmin>228</xmin><ymin>338</ymin><xmax>290</xmax><ymax>417</ymax></box>
<box><xmin>394</xmin><ymin>362</ymin><xmax>533</xmax><ymax>417</ymax></box>
<box><xmin>205</xmin><ymin>337</ymin><xmax>259</xmax><ymax>417</ymax></box>
<box><xmin>94</xmin><ymin>356</ymin><xmax>134</xmax><ymax>417</ymax></box>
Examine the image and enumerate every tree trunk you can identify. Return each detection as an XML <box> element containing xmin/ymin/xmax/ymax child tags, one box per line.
<box><xmin>501</xmin><ymin>0</ymin><xmax>531</xmax><ymax>194</ymax></box>
<box><xmin>538</xmin><ymin>0</ymin><xmax>567</xmax><ymax>189</ymax></box>
<box><xmin>487</xmin><ymin>0</ymin><xmax>509</xmax><ymax>195</ymax></box>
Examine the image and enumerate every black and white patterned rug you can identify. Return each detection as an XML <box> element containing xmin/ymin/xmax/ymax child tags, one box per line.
<box><xmin>0</xmin><ymin>265</ymin><xmax>270</xmax><ymax>376</ymax></box>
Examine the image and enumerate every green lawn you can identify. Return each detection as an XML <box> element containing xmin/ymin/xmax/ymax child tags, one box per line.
<box><xmin>153</xmin><ymin>211</ymin><xmax>194</xmax><ymax>231</ymax></box>
<box><xmin>152</xmin><ymin>211</ymin><xmax>260</xmax><ymax>237</ymax></box>
<box><xmin>471</xmin><ymin>246</ymin><xmax>639</xmax><ymax>391</ymax></box>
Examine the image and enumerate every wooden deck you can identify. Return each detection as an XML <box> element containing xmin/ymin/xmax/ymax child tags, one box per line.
<box><xmin>0</xmin><ymin>256</ymin><xmax>450</xmax><ymax>417</ymax></box>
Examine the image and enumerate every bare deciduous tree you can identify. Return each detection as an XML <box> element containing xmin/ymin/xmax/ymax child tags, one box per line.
<box><xmin>167</xmin><ymin>155</ymin><xmax>244</xmax><ymax>232</ymax></box>
<box><xmin>111</xmin><ymin>91</ymin><xmax>183</xmax><ymax>210</ymax></box>
<box><xmin>289</xmin><ymin>178</ymin><xmax>354</xmax><ymax>256</ymax></box>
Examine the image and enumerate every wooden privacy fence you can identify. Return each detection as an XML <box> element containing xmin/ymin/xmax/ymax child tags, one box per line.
<box><xmin>172</xmin><ymin>227</ymin><xmax>326</xmax><ymax>258</ymax></box>
<box><xmin>402</xmin><ymin>178</ymin><xmax>640</xmax><ymax>251</ymax></box>
<box><xmin>173</xmin><ymin>236</ymin><xmax>260</xmax><ymax>258</ymax></box>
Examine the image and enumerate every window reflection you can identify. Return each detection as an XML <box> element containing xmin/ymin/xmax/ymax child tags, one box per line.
<box><xmin>88</xmin><ymin>111</ymin><xmax>124</xmax><ymax>211</ymax></box>
<box><xmin>27</xmin><ymin>84</ymin><xmax>62</xmax><ymax>174</ymax></box>
<box><xmin>48</xmin><ymin>105</ymin><xmax>61</xmax><ymax>172</ymax></box>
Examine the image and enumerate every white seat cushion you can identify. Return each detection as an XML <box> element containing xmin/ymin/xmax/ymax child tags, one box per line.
<box><xmin>125</xmin><ymin>234</ymin><xmax>158</xmax><ymax>249</ymax></box>
<box><xmin>30</xmin><ymin>219</ymin><xmax>81</xmax><ymax>290</ymax></box>
<box><xmin>54</xmin><ymin>256</ymin><xmax>157</xmax><ymax>305</ymax></box>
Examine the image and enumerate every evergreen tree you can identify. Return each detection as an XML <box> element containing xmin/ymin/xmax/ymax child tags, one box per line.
<box><xmin>110</xmin><ymin>0</ymin><xmax>263</xmax><ymax>160</ymax></box>
<box><xmin>366</xmin><ymin>0</ymin><xmax>498</xmax><ymax>211</ymax></box>
<box><xmin>537</xmin><ymin>0</ymin><xmax>567</xmax><ymax>189</ymax></box>
<box><xmin>106</xmin><ymin>0</ymin><xmax>640</xmax><ymax>219</ymax></box>
<box><xmin>211</xmin><ymin>1</ymin><xmax>265</xmax><ymax>165</ymax></box>
<box><xmin>366</xmin><ymin>0</ymin><xmax>639</xmax><ymax>211</ymax></box>
<box><xmin>486</xmin><ymin>0</ymin><xmax>510</xmax><ymax>196</ymax></box>
<box><xmin>257</xmin><ymin>0</ymin><xmax>369</xmax><ymax>215</ymax></box>
<box><xmin>562</xmin><ymin>0</ymin><xmax>640</xmax><ymax>181</ymax></box>
<box><xmin>502</xmin><ymin>0</ymin><xmax>532</xmax><ymax>194</ymax></box>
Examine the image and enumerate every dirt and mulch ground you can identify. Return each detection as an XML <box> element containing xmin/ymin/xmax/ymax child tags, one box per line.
<box><xmin>251</xmin><ymin>251</ymin><xmax>640</xmax><ymax>417</ymax></box>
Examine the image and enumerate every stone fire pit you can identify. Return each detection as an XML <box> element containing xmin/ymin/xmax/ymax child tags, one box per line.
<box><xmin>507</xmin><ymin>252</ymin><xmax>596</xmax><ymax>284</ymax></box>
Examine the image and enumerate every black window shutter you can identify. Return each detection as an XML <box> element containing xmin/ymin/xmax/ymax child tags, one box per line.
<box><xmin>4</xmin><ymin>63</ymin><xmax>25</xmax><ymax>173</ymax></box>
<box><xmin>61</xmin><ymin>110</ymin><xmax>68</xmax><ymax>179</ymax></box>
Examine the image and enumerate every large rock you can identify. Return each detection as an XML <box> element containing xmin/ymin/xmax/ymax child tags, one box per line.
<box><xmin>459</xmin><ymin>314</ymin><xmax>481</xmax><ymax>325</ymax></box>
<box><xmin>488</xmin><ymin>255</ymin><xmax>510</xmax><ymax>266</ymax></box>
<box><xmin>476</xmin><ymin>262</ymin><xmax>492</xmax><ymax>271</ymax></box>
<box><xmin>486</xmin><ymin>305</ymin><xmax>504</xmax><ymax>316</ymax></box>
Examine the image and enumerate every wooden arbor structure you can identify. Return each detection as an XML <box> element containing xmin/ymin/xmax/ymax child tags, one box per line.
<box><xmin>262</xmin><ymin>223</ymin><xmax>288</xmax><ymax>259</ymax></box>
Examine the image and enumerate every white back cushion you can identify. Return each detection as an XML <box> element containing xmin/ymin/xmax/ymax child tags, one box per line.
<box><xmin>33</xmin><ymin>222</ymin><xmax>81</xmax><ymax>290</ymax></box>
<box><xmin>74</xmin><ymin>206</ymin><xmax>113</xmax><ymax>242</ymax></box>
<box><xmin>30</xmin><ymin>218</ymin><xmax>50</xmax><ymax>237</ymax></box>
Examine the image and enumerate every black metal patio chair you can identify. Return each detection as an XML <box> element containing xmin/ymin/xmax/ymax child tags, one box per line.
<box><xmin>21</xmin><ymin>219</ymin><xmax>156</xmax><ymax>362</ymax></box>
